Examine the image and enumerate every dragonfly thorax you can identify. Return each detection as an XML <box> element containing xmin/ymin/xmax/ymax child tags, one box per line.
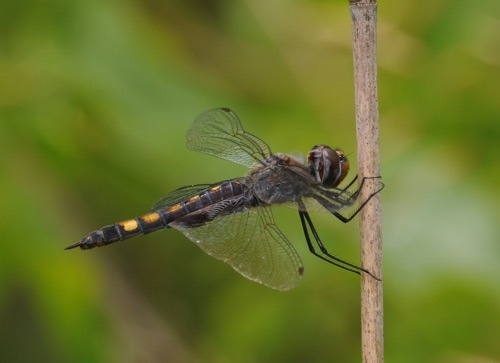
<box><xmin>249</xmin><ymin>153</ymin><xmax>316</xmax><ymax>205</ymax></box>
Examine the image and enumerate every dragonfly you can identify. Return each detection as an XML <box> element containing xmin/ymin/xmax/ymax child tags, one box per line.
<box><xmin>66</xmin><ymin>108</ymin><xmax>384</xmax><ymax>290</ymax></box>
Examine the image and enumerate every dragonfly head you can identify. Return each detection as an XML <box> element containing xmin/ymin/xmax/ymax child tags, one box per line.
<box><xmin>308</xmin><ymin>145</ymin><xmax>349</xmax><ymax>188</ymax></box>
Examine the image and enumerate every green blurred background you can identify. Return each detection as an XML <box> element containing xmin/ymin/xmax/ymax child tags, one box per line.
<box><xmin>1</xmin><ymin>0</ymin><xmax>499</xmax><ymax>362</ymax></box>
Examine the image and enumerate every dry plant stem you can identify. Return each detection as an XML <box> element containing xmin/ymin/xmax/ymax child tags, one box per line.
<box><xmin>349</xmin><ymin>1</ymin><xmax>384</xmax><ymax>363</ymax></box>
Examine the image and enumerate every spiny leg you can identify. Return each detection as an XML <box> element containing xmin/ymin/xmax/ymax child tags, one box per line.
<box><xmin>319</xmin><ymin>176</ymin><xmax>385</xmax><ymax>223</ymax></box>
<box><xmin>298</xmin><ymin>202</ymin><xmax>380</xmax><ymax>280</ymax></box>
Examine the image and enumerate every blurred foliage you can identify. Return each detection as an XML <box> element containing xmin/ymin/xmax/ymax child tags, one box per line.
<box><xmin>1</xmin><ymin>0</ymin><xmax>499</xmax><ymax>362</ymax></box>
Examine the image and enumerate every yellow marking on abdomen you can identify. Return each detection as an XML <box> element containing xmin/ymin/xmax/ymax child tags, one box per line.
<box><xmin>210</xmin><ymin>185</ymin><xmax>221</xmax><ymax>192</ymax></box>
<box><xmin>188</xmin><ymin>195</ymin><xmax>199</xmax><ymax>203</ymax></box>
<box><xmin>167</xmin><ymin>203</ymin><xmax>182</xmax><ymax>212</ymax></box>
<box><xmin>118</xmin><ymin>219</ymin><xmax>139</xmax><ymax>232</ymax></box>
<box><xmin>141</xmin><ymin>212</ymin><xmax>160</xmax><ymax>224</ymax></box>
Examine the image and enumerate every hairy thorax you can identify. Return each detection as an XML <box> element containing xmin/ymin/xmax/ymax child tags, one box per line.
<box><xmin>246</xmin><ymin>153</ymin><xmax>318</xmax><ymax>206</ymax></box>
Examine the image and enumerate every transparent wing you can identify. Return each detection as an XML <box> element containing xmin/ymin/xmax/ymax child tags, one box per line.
<box><xmin>151</xmin><ymin>184</ymin><xmax>211</xmax><ymax>211</ymax></box>
<box><xmin>169</xmin><ymin>205</ymin><xmax>303</xmax><ymax>291</ymax></box>
<box><xmin>186</xmin><ymin>108</ymin><xmax>272</xmax><ymax>168</ymax></box>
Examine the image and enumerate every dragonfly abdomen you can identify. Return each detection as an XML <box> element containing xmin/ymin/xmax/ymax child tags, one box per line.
<box><xmin>65</xmin><ymin>211</ymin><xmax>170</xmax><ymax>250</ymax></box>
<box><xmin>66</xmin><ymin>179</ymin><xmax>247</xmax><ymax>250</ymax></box>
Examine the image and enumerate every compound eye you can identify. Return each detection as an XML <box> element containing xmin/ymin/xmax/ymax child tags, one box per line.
<box><xmin>308</xmin><ymin>145</ymin><xmax>349</xmax><ymax>188</ymax></box>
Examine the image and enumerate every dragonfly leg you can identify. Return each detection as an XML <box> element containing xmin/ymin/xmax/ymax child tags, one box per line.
<box><xmin>298</xmin><ymin>204</ymin><xmax>381</xmax><ymax>280</ymax></box>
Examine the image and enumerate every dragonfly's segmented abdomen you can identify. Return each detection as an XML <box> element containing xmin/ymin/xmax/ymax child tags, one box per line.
<box><xmin>66</xmin><ymin>179</ymin><xmax>246</xmax><ymax>250</ymax></box>
<box><xmin>68</xmin><ymin>212</ymin><xmax>168</xmax><ymax>250</ymax></box>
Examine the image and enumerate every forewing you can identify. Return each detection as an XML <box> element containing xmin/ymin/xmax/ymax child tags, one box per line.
<box><xmin>186</xmin><ymin>108</ymin><xmax>272</xmax><ymax>168</ymax></box>
<box><xmin>169</xmin><ymin>206</ymin><xmax>303</xmax><ymax>291</ymax></box>
<box><xmin>151</xmin><ymin>184</ymin><xmax>211</xmax><ymax>211</ymax></box>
